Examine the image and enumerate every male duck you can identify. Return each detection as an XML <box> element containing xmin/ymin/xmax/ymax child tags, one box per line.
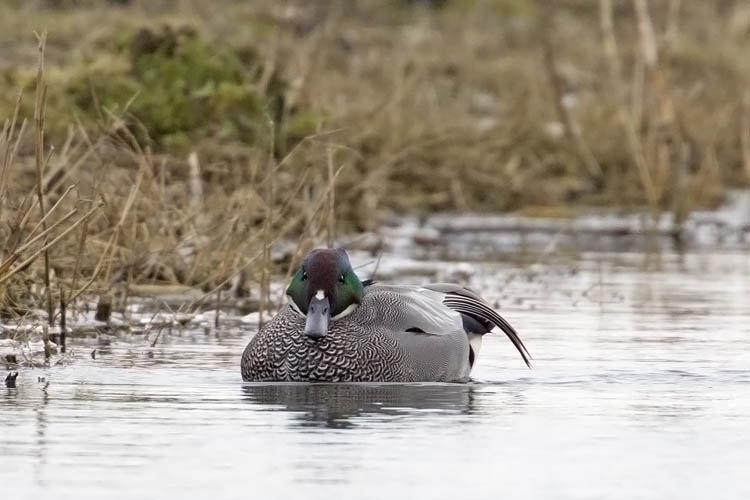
<box><xmin>241</xmin><ymin>248</ymin><xmax>531</xmax><ymax>382</ymax></box>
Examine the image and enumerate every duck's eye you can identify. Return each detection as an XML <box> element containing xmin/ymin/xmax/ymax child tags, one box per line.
<box><xmin>338</xmin><ymin>274</ymin><xmax>345</xmax><ymax>284</ymax></box>
<box><xmin>301</xmin><ymin>270</ymin><xmax>308</xmax><ymax>281</ymax></box>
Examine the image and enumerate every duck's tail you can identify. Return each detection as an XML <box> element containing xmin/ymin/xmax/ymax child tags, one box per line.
<box><xmin>424</xmin><ymin>283</ymin><xmax>532</xmax><ymax>368</ymax></box>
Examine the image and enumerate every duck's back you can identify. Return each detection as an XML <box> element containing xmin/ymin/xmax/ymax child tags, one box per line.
<box><xmin>240</xmin><ymin>285</ymin><xmax>472</xmax><ymax>382</ymax></box>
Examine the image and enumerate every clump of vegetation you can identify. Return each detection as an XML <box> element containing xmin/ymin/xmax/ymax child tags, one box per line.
<box><xmin>3</xmin><ymin>23</ymin><xmax>303</xmax><ymax>155</ymax></box>
<box><xmin>67</xmin><ymin>24</ymin><xmax>287</xmax><ymax>149</ymax></box>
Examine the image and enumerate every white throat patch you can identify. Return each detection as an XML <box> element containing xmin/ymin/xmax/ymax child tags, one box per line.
<box><xmin>288</xmin><ymin>299</ymin><xmax>304</xmax><ymax>316</ymax></box>
<box><xmin>332</xmin><ymin>302</ymin><xmax>358</xmax><ymax>320</ymax></box>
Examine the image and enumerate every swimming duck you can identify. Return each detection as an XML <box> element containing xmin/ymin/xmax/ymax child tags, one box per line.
<box><xmin>240</xmin><ymin>248</ymin><xmax>531</xmax><ymax>382</ymax></box>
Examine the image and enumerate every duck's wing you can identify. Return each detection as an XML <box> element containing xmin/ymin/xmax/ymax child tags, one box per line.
<box><xmin>422</xmin><ymin>283</ymin><xmax>532</xmax><ymax>368</ymax></box>
<box><xmin>363</xmin><ymin>285</ymin><xmax>473</xmax><ymax>381</ymax></box>
<box><xmin>374</xmin><ymin>285</ymin><xmax>466</xmax><ymax>336</ymax></box>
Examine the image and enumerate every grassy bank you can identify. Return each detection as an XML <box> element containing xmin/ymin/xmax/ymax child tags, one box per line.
<box><xmin>1</xmin><ymin>0</ymin><xmax>749</xmax><ymax>321</ymax></box>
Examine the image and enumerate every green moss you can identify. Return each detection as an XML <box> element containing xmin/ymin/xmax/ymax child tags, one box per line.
<box><xmin>62</xmin><ymin>25</ymin><xmax>298</xmax><ymax>152</ymax></box>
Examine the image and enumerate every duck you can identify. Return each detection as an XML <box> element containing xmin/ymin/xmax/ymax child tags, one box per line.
<box><xmin>240</xmin><ymin>248</ymin><xmax>531</xmax><ymax>382</ymax></box>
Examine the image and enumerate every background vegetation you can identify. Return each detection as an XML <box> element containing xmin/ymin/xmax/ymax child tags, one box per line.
<box><xmin>1</xmin><ymin>0</ymin><xmax>749</xmax><ymax>320</ymax></box>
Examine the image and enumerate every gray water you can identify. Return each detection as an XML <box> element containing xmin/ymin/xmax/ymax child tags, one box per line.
<box><xmin>2</xmin><ymin>247</ymin><xmax>750</xmax><ymax>500</ymax></box>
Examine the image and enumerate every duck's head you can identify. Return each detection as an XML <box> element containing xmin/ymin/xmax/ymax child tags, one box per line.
<box><xmin>286</xmin><ymin>248</ymin><xmax>364</xmax><ymax>340</ymax></box>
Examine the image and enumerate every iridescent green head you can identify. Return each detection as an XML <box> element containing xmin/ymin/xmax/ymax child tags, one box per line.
<box><xmin>286</xmin><ymin>248</ymin><xmax>364</xmax><ymax>339</ymax></box>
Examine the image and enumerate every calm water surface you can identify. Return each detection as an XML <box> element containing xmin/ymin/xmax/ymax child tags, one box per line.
<box><xmin>2</xmin><ymin>249</ymin><xmax>749</xmax><ymax>499</ymax></box>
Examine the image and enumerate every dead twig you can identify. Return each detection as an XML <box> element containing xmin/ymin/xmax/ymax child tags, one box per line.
<box><xmin>600</xmin><ymin>0</ymin><xmax>659</xmax><ymax>216</ymax></box>
<box><xmin>742</xmin><ymin>86</ymin><xmax>750</xmax><ymax>183</ymax></box>
<box><xmin>34</xmin><ymin>30</ymin><xmax>54</xmax><ymax>325</ymax></box>
<box><xmin>326</xmin><ymin>145</ymin><xmax>337</xmax><ymax>247</ymax></box>
<box><xmin>540</xmin><ymin>6</ymin><xmax>603</xmax><ymax>182</ymax></box>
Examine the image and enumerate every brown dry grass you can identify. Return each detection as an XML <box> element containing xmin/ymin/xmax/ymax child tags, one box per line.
<box><xmin>0</xmin><ymin>0</ymin><xmax>749</xmax><ymax>319</ymax></box>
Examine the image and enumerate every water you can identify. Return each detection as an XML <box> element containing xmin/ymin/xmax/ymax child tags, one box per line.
<box><xmin>2</xmin><ymin>247</ymin><xmax>750</xmax><ymax>500</ymax></box>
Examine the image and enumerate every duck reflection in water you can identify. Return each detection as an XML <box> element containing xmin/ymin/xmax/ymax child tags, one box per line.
<box><xmin>241</xmin><ymin>383</ymin><xmax>482</xmax><ymax>429</ymax></box>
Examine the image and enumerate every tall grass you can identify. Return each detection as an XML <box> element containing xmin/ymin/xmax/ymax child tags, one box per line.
<box><xmin>0</xmin><ymin>48</ymin><xmax>100</xmax><ymax>305</ymax></box>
